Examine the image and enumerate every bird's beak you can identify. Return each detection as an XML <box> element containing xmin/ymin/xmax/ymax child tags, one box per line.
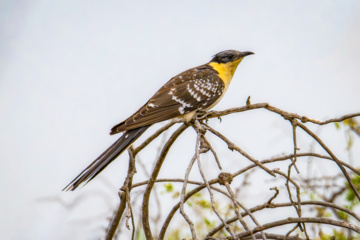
<box><xmin>240</xmin><ymin>51</ymin><xmax>254</xmax><ymax>58</ymax></box>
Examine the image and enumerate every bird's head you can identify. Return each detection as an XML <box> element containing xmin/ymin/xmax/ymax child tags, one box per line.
<box><xmin>209</xmin><ymin>50</ymin><xmax>254</xmax><ymax>83</ymax></box>
<box><xmin>210</xmin><ymin>50</ymin><xmax>254</xmax><ymax>64</ymax></box>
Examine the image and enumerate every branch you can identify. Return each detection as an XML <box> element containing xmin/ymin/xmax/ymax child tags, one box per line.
<box><xmin>133</xmin><ymin>121</ymin><xmax>176</xmax><ymax>155</ymax></box>
<box><xmin>235</xmin><ymin>217</ymin><xmax>360</xmax><ymax>239</ymax></box>
<box><xmin>142</xmin><ymin>124</ymin><xmax>188</xmax><ymax>240</ymax></box>
<box><xmin>201</xmin><ymin>135</ymin><xmax>222</xmax><ymax>170</ymax></box>
<box><xmin>179</xmin><ymin>134</ymin><xmax>200</xmax><ymax>240</ymax></box>
<box><xmin>105</xmin><ymin>147</ymin><xmax>137</xmax><ymax>240</ymax></box>
<box><xmin>206</xmin><ymin>232</ymin><xmax>305</xmax><ymax>240</ymax></box>
<box><xmin>207</xmin><ymin>200</ymin><xmax>360</xmax><ymax>237</ymax></box>
<box><xmin>157</xmin><ymin>151</ymin><xmax>359</xmax><ymax>239</ymax></box>
<box><xmin>105</xmin><ymin>191</ymin><xmax>127</xmax><ymax>240</ymax></box>
<box><xmin>224</xmin><ymin>181</ymin><xmax>258</xmax><ymax>240</ymax></box>
<box><xmin>200</xmin><ymin>103</ymin><xmax>360</xmax><ymax>125</ymax></box>
<box><xmin>159</xmin><ymin>179</ymin><xmax>219</xmax><ymax>240</ymax></box>
<box><xmin>297</xmin><ymin>122</ymin><xmax>360</xmax><ymax>202</ymax></box>
<box><xmin>203</xmin><ymin>123</ymin><xmax>276</xmax><ymax>177</ymax></box>
<box><xmin>195</xmin><ymin>135</ymin><xmax>237</xmax><ymax>239</ymax></box>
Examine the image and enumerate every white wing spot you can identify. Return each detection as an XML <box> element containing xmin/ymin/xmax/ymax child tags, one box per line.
<box><xmin>172</xmin><ymin>91</ymin><xmax>192</xmax><ymax>114</ymax></box>
<box><xmin>187</xmin><ymin>88</ymin><xmax>195</xmax><ymax>96</ymax></box>
<box><xmin>200</xmin><ymin>88</ymin><xmax>211</xmax><ymax>97</ymax></box>
<box><xmin>192</xmin><ymin>93</ymin><xmax>202</xmax><ymax>101</ymax></box>
<box><xmin>178</xmin><ymin>106</ymin><xmax>185</xmax><ymax>114</ymax></box>
<box><xmin>168</xmin><ymin>88</ymin><xmax>176</xmax><ymax>95</ymax></box>
<box><xmin>148</xmin><ymin>103</ymin><xmax>157</xmax><ymax>108</ymax></box>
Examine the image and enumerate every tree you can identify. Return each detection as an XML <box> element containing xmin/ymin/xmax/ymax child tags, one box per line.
<box><xmin>68</xmin><ymin>100</ymin><xmax>360</xmax><ymax>240</ymax></box>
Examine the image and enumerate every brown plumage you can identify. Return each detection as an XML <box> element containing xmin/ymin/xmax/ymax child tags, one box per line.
<box><xmin>110</xmin><ymin>65</ymin><xmax>224</xmax><ymax>134</ymax></box>
<box><xmin>64</xmin><ymin>50</ymin><xmax>253</xmax><ymax>191</ymax></box>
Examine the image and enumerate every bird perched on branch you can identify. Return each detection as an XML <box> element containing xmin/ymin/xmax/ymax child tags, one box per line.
<box><xmin>64</xmin><ymin>49</ymin><xmax>254</xmax><ymax>191</ymax></box>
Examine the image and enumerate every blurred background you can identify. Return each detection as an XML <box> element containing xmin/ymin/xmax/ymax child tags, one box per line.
<box><xmin>1</xmin><ymin>1</ymin><xmax>360</xmax><ymax>239</ymax></box>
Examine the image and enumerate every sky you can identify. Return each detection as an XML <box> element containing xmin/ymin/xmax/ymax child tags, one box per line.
<box><xmin>1</xmin><ymin>1</ymin><xmax>360</xmax><ymax>239</ymax></box>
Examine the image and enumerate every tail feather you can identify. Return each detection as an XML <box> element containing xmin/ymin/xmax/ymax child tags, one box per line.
<box><xmin>63</xmin><ymin>126</ymin><xmax>149</xmax><ymax>191</ymax></box>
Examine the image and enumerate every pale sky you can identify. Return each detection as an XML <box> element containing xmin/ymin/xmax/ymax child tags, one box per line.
<box><xmin>1</xmin><ymin>1</ymin><xmax>360</xmax><ymax>239</ymax></box>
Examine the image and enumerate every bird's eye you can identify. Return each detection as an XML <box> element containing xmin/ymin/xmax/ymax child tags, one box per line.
<box><xmin>221</xmin><ymin>54</ymin><xmax>233</xmax><ymax>63</ymax></box>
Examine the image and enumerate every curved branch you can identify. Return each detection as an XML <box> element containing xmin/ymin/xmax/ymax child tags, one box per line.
<box><xmin>142</xmin><ymin>124</ymin><xmax>188</xmax><ymax>240</ymax></box>
<box><xmin>207</xmin><ymin>200</ymin><xmax>360</xmax><ymax>237</ymax></box>
<box><xmin>236</xmin><ymin>217</ymin><xmax>360</xmax><ymax>239</ymax></box>
<box><xmin>297</xmin><ymin>122</ymin><xmax>360</xmax><ymax>202</ymax></box>
<box><xmin>241</xmin><ymin>232</ymin><xmax>305</xmax><ymax>240</ymax></box>
<box><xmin>158</xmin><ymin>179</ymin><xmax>218</xmax><ymax>240</ymax></box>
<box><xmin>151</xmin><ymin>152</ymin><xmax>360</xmax><ymax>239</ymax></box>
<box><xmin>179</xmin><ymin>134</ymin><xmax>200</xmax><ymax>240</ymax></box>
<box><xmin>131</xmin><ymin>152</ymin><xmax>360</xmax><ymax>190</ymax></box>
<box><xmin>206</xmin><ymin>232</ymin><xmax>305</xmax><ymax>240</ymax></box>
<box><xmin>203</xmin><ymin>123</ymin><xmax>276</xmax><ymax>177</ymax></box>
<box><xmin>133</xmin><ymin>121</ymin><xmax>176</xmax><ymax>155</ymax></box>
<box><xmin>200</xmin><ymin>103</ymin><xmax>360</xmax><ymax>125</ymax></box>
<box><xmin>105</xmin><ymin>147</ymin><xmax>137</xmax><ymax>240</ymax></box>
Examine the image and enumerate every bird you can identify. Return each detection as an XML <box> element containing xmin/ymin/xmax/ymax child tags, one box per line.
<box><xmin>63</xmin><ymin>49</ymin><xmax>254</xmax><ymax>191</ymax></box>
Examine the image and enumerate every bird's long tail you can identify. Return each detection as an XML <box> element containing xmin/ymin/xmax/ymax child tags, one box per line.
<box><xmin>63</xmin><ymin>126</ymin><xmax>149</xmax><ymax>191</ymax></box>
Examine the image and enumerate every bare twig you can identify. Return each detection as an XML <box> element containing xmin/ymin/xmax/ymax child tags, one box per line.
<box><xmin>194</xmin><ymin>127</ymin><xmax>236</xmax><ymax>239</ymax></box>
<box><xmin>273</xmin><ymin>169</ymin><xmax>306</xmax><ymax>234</ymax></box>
<box><xmin>133</xmin><ymin>121</ymin><xmax>176</xmax><ymax>155</ymax></box>
<box><xmin>224</xmin><ymin>182</ymin><xmax>258</xmax><ymax>240</ymax></box>
<box><xmin>105</xmin><ymin>147</ymin><xmax>137</xmax><ymax>240</ymax></box>
<box><xmin>290</xmin><ymin>118</ymin><xmax>300</xmax><ymax>174</ymax></box>
<box><xmin>179</xmin><ymin>137</ymin><xmax>200</xmax><ymax>240</ymax></box>
<box><xmin>103</xmin><ymin>103</ymin><xmax>360</xmax><ymax>239</ymax></box>
<box><xmin>157</xmin><ymin>151</ymin><xmax>359</xmax><ymax>239</ymax></box>
<box><xmin>267</xmin><ymin>187</ymin><xmax>279</xmax><ymax>204</ymax></box>
<box><xmin>201</xmin><ymin>135</ymin><xmax>222</xmax><ymax>170</ymax></box>
<box><xmin>235</xmin><ymin>217</ymin><xmax>360</xmax><ymax>239</ymax></box>
<box><xmin>199</xmin><ymin>103</ymin><xmax>360</xmax><ymax>126</ymax></box>
<box><xmin>207</xmin><ymin>199</ymin><xmax>360</xmax><ymax>237</ymax></box>
<box><xmin>297</xmin><ymin>122</ymin><xmax>360</xmax><ymax>202</ymax></box>
<box><xmin>203</xmin><ymin>123</ymin><xmax>276</xmax><ymax>177</ymax></box>
<box><xmin>206</xmin><ymin>232</ymin><xmax>305</xmax><ymax>239</ymax></box>
<box><xmin>242</xmin><ymin>232</ymin><xmax>305</xmax><ymax>240</ymax></box>
<box><xmin>105</xmin><ymin>191</ymin><xmax>127</xmax><ymax>240</ymax></box>
<box><xmin>142</xmin><ymin>124</ymin><xmax>188</xmax><ymax>240</ymax></box>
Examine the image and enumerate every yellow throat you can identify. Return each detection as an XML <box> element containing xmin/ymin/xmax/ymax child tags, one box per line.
<box><xmin>209</xmin><ymin>58</ymin><xmax>243</xmax><ymax>91</ymax></box>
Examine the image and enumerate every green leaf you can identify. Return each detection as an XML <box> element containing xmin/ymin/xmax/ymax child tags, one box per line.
<box><xmin>332</xmin><ymin>229</ymin><xmax>347</xmax><ymax>240</ymax></box>
<box><xmin>338</xmin><ymin>211</ymin><xmax>348</xmax><ymax>220</ymax></box>
<box><xmin>198</xmin><ymin>199</ymin><xmax>211</xmax><ymax>209</ymax></box>
<box><xmin>204</xmin><ymin>218</ymin><xmax>215</xmax><ymax>228</ymax></box>
<box><xmin>346</xmin><ymin>174</ymin><xmax>360</xmax><ymax>205</ymax></box>
<box><xmin>164</xmin><ymin>183</ymin><xmax>174</xmax><ymax>192</ymax></box>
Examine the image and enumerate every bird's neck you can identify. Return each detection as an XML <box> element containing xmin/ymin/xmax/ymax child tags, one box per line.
<box><xmin>209</xmin><ymin>58</ymin><xmax>243</xmax><ymax>90</ymax></box>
